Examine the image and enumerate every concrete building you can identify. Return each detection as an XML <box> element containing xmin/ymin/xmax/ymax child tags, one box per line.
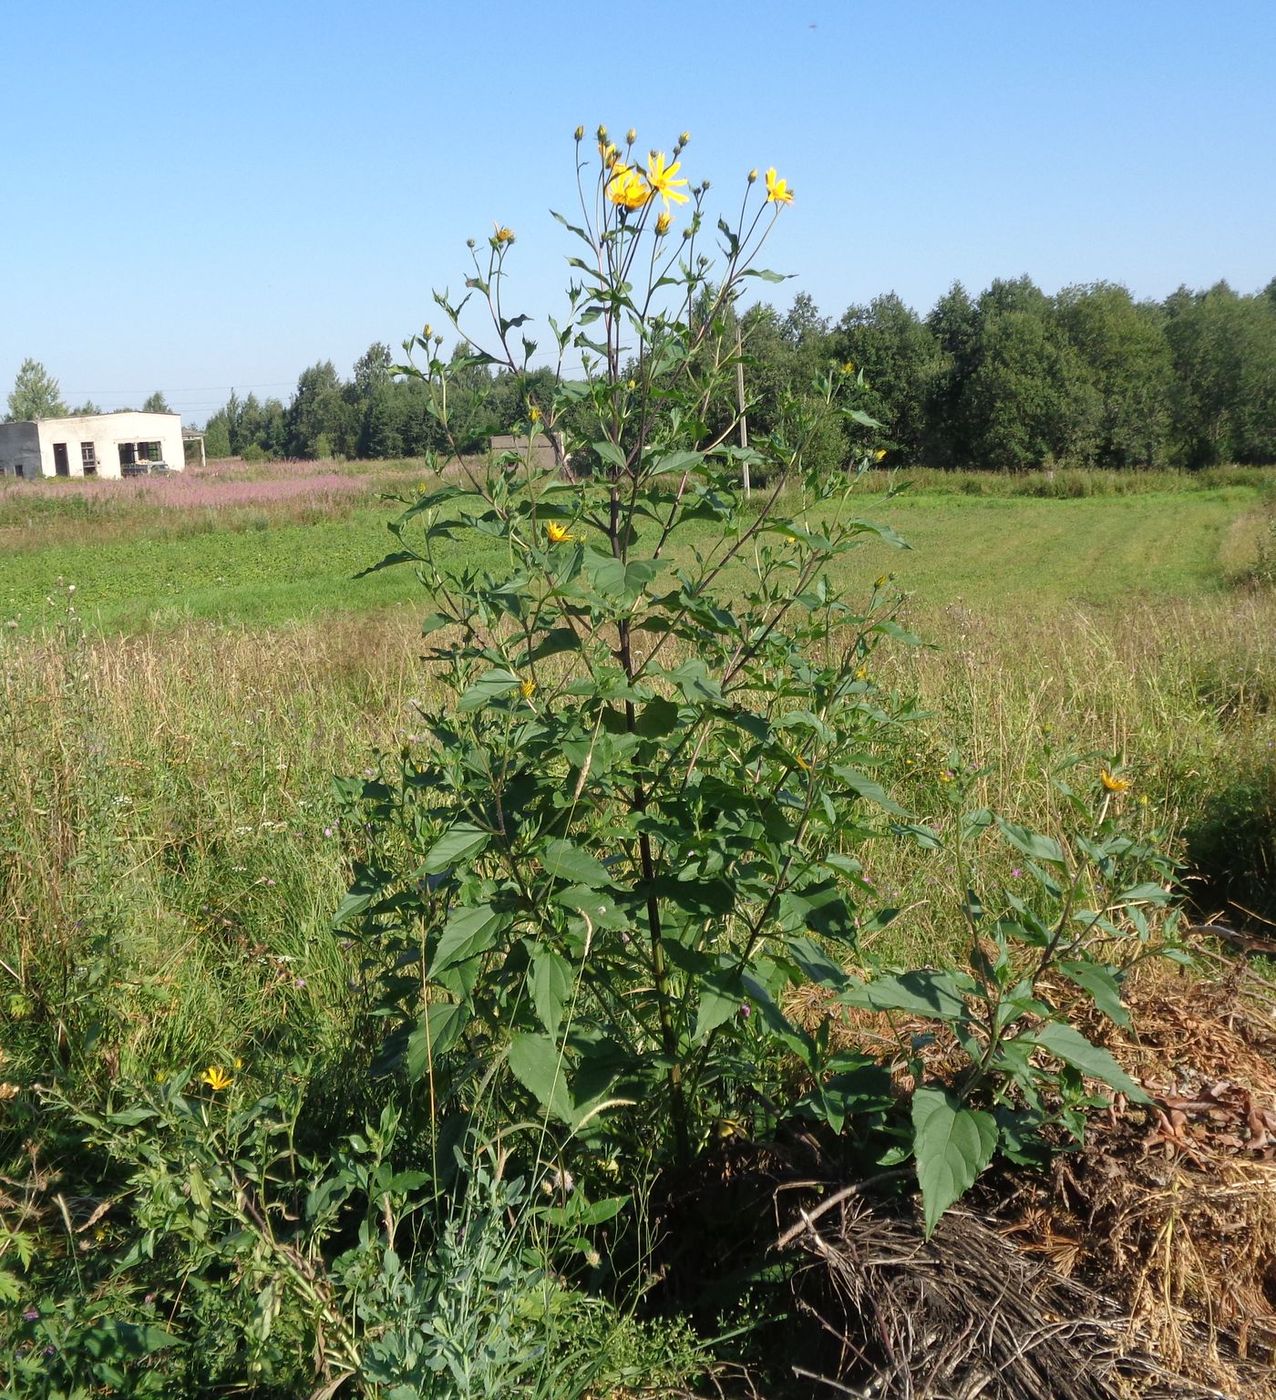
<box><xmin>0</xmin><ymin>411</ymin><xmax>186</xmax><ymax>480</ymax></box>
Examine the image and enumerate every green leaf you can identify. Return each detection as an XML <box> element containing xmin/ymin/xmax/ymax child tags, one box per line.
<box><xmin>423</xmin><ymin>822</ymin><xmax>490</xmax><ymax>874</ymax></box>
<box><xmin>592</xmin><ymin>439</ymin><xmax>627</xmax><ymax>471</ymax></box>
<box><xmin>693</xmin><ymin>971</ymin><xmax>744</xmax><ymax>1042</ymax></box>
<box><xmin>531</xmin><ymin>946</ymin><xmax>573</xmax><ymax>1038</ymax></box>
<box><xmin>666</xmin><ymin>658</ymin><xmax>722</xmax><ymax>704</ymax></box>
<box><xmin>1057</xmin><ymin>961</ymin><xmax>1131</xmax><ymax>1027</ymax></box>
<box><xmin>912</xmin><ymin>1087</ymin><xmax>998</xmax><ymax>1236</ymax></box>
<box><xmin>430</xmin><ymin>903</ymin><xmax>505</xmax><ymax>978</ymax></box>
<box><xmin>508</xmin><ymin>1033</ymin><xmax>574</xmax><ymax>1123</ymax></box>
<box><xmin>1027</xmin><ymin>1022</ymin><xmax>1150</xmax><ymax>1103</ymax></box>
<box><xmin>997</xmin><ymin>819</ymin><xmax>1066</xmax><ymax>867</ymax></box>
<box><xmin>786</xmin><ymin>935</ymin><xmax>849</xmax><ymax>990</ymax></box>
<box><xmin>844</xmin><ymin>969</ymin><xmax>972</xmax><ymax>1021</ymax></box>
<box><xmin>406</xmin><ymin>1002</ymin><xmax>470</xmax><ymax>1076</ymax></box>
<box><xmin>833</xmin><ymin>767</ymin><xmax>908</xmax><ymax>817</ymax></box>
<box><xmin>457</xmin><ymin>669</ymin><xmax>521</xmax><ymax>712</ymax></box>
<box><xmin>650</xmin><ymin>449</ymin><xmax>703</xmax><ymax>476</ymax></box>
<box><xmin>541</xmin><ymin>838</ymin><xmax>611</xmax><ymax>888</ymax></box>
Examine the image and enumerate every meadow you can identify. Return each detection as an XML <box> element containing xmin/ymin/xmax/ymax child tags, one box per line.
<box><xmin>3</xmin><ymin>457</ymin><xmax>1275</xmax><ymax>1397</ymax></box>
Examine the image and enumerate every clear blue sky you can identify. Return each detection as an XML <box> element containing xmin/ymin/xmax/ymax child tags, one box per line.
<box><xmin>3</xmin><ymin>0</ymin><xmax>1273</xmax><ymax>426</ymax></box>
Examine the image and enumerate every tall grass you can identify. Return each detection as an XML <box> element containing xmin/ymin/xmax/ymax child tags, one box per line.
<box><xmin>3</xmin><ymin>582</ymin><xmax>1272</xmax><ymax>1103</ymax></box>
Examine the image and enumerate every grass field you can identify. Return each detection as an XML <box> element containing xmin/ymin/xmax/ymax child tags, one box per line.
<box><xmin>2</xmin><ymin>457</ymin><xmax>1274</xmax><ymax>1395</ymax></box>
<box><xmin>2</xmin><ymin>462</ymin><xmax>1270</xmax><ymax>632</ymax></box>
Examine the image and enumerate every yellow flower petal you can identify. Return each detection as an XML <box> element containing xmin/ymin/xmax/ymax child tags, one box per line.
<box><xmin>545</xmin><ymin>521</ymin><xmax>576</xmax><ymax>544</ymax></box>
<box><xmin>1100</xmin><ymin>769</ymin><xmax>1132</xmax><ymax>793</ymax></box>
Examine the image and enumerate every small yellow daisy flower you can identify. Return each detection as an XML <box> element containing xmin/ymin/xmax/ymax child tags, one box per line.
<box><xmin>764</xmin><ymin>167</ymin><xmax>794</xmax><ymax>205</ymax></box>
<box><xmin>519</xmin><ymin>678</ymin><xmax>537</xmax><ymax>699</ymax></box>
<box><xmin>200</xmin><ymin>1065</ymin><xmax>233</xmax><ymax>1092</ymax></box>
<box><xmin>545</xmin><ymin>521</ymin><xmax>575</xmax><ymax>544</ymax></box>
<box><xmin>646</xmin><ymin>151</ymin><xmax>689</xmax><ymax>208</ymax></box>
<box><xmin>1100</xmin><ymin>769</ymin><xmax>1132</xmax><ymax>793</ymax></box>
<box><xmin>606</xmin><ymin>164</ymin><xmax>651</xmax><ymax>211</ymax></box>
<box><xmin>493</xmin><ymin>224</ymin><xmax>515</xmax><ymax>244</ymax></box>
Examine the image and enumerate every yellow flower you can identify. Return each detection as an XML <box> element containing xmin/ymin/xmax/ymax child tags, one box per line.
<box><xmin>841</xmin><ymin>360</ymin><xmax>856</xmax><ymax>375</ymax></box>
<box><xmin>201</xmin><ymin>1065</ymin><xmax>233</xmax><ymax>1092</ymax></box>
<box><xmin>493</xmin><ymin>224</ymin><xmax>515</xmax><ymax>244</ymax></box>
<box><xmin>545</xmin><ymin>521</ymin><xmax>575</xmax><ymax>544</ymax></box>
<box><xmin>606</xmin><ymin>163</ymin><xmax>650</xmax><ymax>210</ymax></box>
<box><xmin>1100</xmin><ymin>769</ymin><xmax>1132</xmax><ymax>793</ymax></box>
<box><xmin>529</xmin><ymin>404</ymin><xmax>542</xmax><ymax>425</ymax></box>
<box><xmin>874</xmin><ymin>448</ymin><xmax>887</xmax><ymax>462</ymax></box>
<box><xmin>599</xmin><ymin>141</ymin><xmax>619</xmax><ymax>170</ymax></box>
<box><xmin>519</xmin><ymin>677</ymin><xmax>537</xmax><ymax>699</ymax></box>
<box><xmin>655</xmin><ymin>211</ymin><xmax>672</xmax><ymax>236</ymax></box>
<box><xmin>765</xmin><ymin>167</ymin><xmax>794</xmax><ymax>205</ymax></box>
<box><xmin>854</xmin><ymin>666</ymin><xmax>868</xmax><ymax>681</ymax></box>
<box><xmin>646</xmin><ymin>152</ymin><xmax>688</xmax><ymax>208</ymax></box>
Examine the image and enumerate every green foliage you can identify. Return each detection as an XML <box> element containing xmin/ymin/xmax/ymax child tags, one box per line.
<box><xmin>337</xmin><ymin>131</ymin><xmax>1183</xmax><ymax>1242</ymax></box>
<box><xmin>6</xmin><ymin>357</ymin><xmax>67</xmax><ymax>421</ymax></box>
<box><xmin>141</xmin><ymin>391</ymin><xmax>170</xmax><ymax>414</ymax></box>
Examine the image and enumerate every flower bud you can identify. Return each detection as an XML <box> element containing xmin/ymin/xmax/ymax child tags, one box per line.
<box><xmin>574</xmin><ymin>125</ymin><xmax>584</xmax><ymax>141</ymax></box>
<box><xmin>626</xmin><ymin>127</ymin><xmax>637</xmax><ymax>145</ymax></box>
<box><xmin>679</xmin><ymin>131</ymin><xmax>691</xmax><ymax>146</ymax></box>
<box><xmin>748</xmin><ymin>168</ymin><xmax>758</xmax><ymax>184</ymax></box>
<box><xmin>655</xmin><ymin>210</ymin><xmax>672</xmax><ymax>236</ymax></box>
<box><xmin>423</xmin><ymin>323</ymin><xmax>432</xmax><ymax>339</ymax></box>
<box><xmin>596</xmin><ymin>123</ymin><xmax>608</xmax><ymax>144</ymax></box>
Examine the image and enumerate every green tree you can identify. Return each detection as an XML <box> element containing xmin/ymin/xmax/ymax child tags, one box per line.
<box><xmin>963</xmin><ymin>305</ymin><xmax>1100</xmax><ymax>471</ymax></box>
<box><xmin>831</xmin><ymin>293</ymin><xmax>942</xmax><ymax>463</ymax></box>
<box><xmin>1054</xmin><ymin>283</ymin><xmax>1173</xmax><ymax>468</ymax></box>
<box><xmin>6</xmin><ymin>358</ymin><xmax>67</xmax><ymax>421</ymax></box>
<box><xmin>142</xmin><ymin>390</ymin><xmax>171</xmax><ymax>413</ymax></box>
<box><xmin>924</xmin><ymin>282</ymin><xmax>980</xmax><ymax>467</ymax></box>
<box><xmin>287</xmin><ymin>361</ymin><xmax>355</xmax><ymax>458</ymax></box>
<box><xmin>1164</xmin><ymin>282</ymin><xmax>1276</xmax><ymax>466</ymax></box>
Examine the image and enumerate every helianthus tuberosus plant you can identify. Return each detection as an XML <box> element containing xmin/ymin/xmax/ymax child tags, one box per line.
<box><xmin>337</xmin><ymin>126</ymin><xmax>1179</xmax><ymax>1230</ymax></box>
<box><xmin>338</xmin><ymin>127</ymin><xmax>904</xmax><ymax>1165</ymax></box>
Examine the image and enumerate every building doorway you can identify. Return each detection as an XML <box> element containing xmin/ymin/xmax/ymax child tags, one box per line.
<box><xmin>52</xmin><ymin>442</ymin><xmax>70</xmax><ymax>476</ymax></box>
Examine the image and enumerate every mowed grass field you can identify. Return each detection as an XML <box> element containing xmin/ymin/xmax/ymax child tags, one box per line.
<box><xmin>1</xmin><ymin>460</ymin><xmax>1268</xmax><ymax>632</ymax></box>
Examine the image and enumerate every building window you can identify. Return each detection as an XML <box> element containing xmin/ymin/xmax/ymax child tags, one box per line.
<box><xmin>81</xmin><ymin>442</ymin><xmax>98</xmax><ymax>475</ymax></box>
<box><xmin>119</xmin><ymin>442</ymin><xmax>137</xmax><ymax>466</ymax></box>
<box><xmin>140</xmin><ymin>440</ymin><xmax>162</xmax><ymax>461</ymax></box>
<box><xmin>15</xmin><ymin>464</ymin><xmax>23</xmax><ymax>478</ymax></box>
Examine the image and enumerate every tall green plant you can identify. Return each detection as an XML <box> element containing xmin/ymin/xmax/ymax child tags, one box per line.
<box><xmin>338</xmin><ymin>127</ymin><xmax>1178</xmax><ymax>1229</ymax></box>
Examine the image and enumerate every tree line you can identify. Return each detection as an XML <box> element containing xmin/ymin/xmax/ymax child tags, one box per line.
<box><xmin>12</xmin><ymin>271</ymin><xmax>1276</xmax><ymax>471</ymax></box>
<box><xmin>206</xmin><ymin>273</ymin><xmax>1275</xmax><ymax>471</ymax></box>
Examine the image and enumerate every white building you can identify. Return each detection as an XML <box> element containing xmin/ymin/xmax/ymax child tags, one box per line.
<box><xmin>0</xmin><ymin>411</ymin><xmax>186</xmax><ymax>480</ymax></box>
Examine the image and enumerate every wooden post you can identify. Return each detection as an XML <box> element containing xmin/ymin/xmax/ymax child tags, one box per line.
<box><xmin>735</xmin><ymin>324</ymin><xmax>750</xmax><ymax>497</ymax></box>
